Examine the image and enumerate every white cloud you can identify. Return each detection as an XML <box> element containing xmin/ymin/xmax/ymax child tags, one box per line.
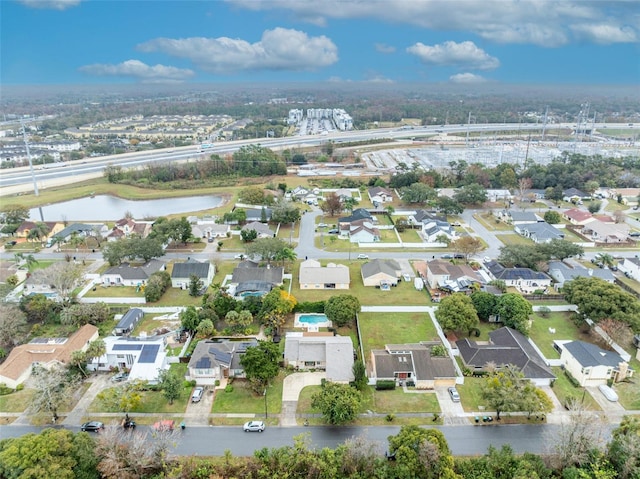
<box><xmin>79</xmin><ymin>60</ymin><xmax>194</xmax><ymax>83</ymax></box>
<box><xmin>18</xmin><ymin>0</ymin><xmax>81</xmax><ymax>10</ymax></box>
<box><xmin>228</xmin><ymin>0</ymin><xmax>639</xmax><ymax>47</ymax></box>
<box><xmin>571</xmin><ymin>23</ymin><xmax>637</xmax><ymax>44</ymax></box>
<box><xmin>407</xmin><ymin>41</ymin><xmax>499</xmax><ymax>70</ymax></box>
<box><xmin>375</xmin><ymin>43</ymin><xmax>396</xmax><ymax>54</ymax></box>
<box><xmin>449</xmin><ymin>73</ymin><xmax>487</xmax><ymax>84</ymax></box>
<box><xmin>137</xmin><ymin>28</ymin><xmax>338</xmax><ymax>74</ymax></box>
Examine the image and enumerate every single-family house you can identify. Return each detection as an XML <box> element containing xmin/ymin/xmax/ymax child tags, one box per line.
<box><xmin>361</xmin><ymin>259</ymin><xmax>401</xmax><ymax>287</ymax></box>
<box><xmin>486</xmin><ymin>189</ymin><xmax>513</xmax><ymax>203</ymax></box>
<box><xmin>370</xmin><ymin>342</ymin><xmax>458</xmax><ymax>389</ymax></box>
<box><xmin>514</xmin><ymin>222</ymin><xmax>565</xmax><ymax>244</ymax></box>
<box><xmin>563</xmin><ymin>208</ymin><xmax>594</xmax><ymax>226</ymax></box>
<box><xmin>290</xmin><ymin>186</ymin><xmax>310</xmax><ymax>200</ymax></box>
<box><xmin>0</xmin><ymin>324</ymin><xmax>99</xmax><ymax>389</ymax></box>
<box><xmin>171</xmin><ymin>259</ymin><xmax>215</xmax><ymax>289</ymax></box>
<box><xmin>548</xmin><ymin>261</ymin><xmax>615</xmax><ymax>289</ymax></box>
<box><xmin>581</xmin><ymin>221</ymin><xmax>629</xmax><ymax>243</ymax></box>
<box><xmin>115</xmin><ymin>308</ymin><xmax>144</xmax><ymax>335</ymax></box>
<box><xmin>485</xmin><ymin>261</ymin><xmax>551</xmax><ymax>294</ymax></box>
<box><xmin>16</xmin><ymin>221</ymin><xmax>63</xmax><ymax>241</ymax></box>
<box><xmin>408</xmin><ymin>210</ymin><xmax>456</xmax><ymax>242</ymax></box>
<box><xmin>101</xmin><ymin>259</ymin><xmax>166</xmax><ymax>287</ymax></box>
<box><xmin>342</xmin><ymin>218</ymin><xmax>381</xmax><ymax>243</ymax></box>
<box><xmin>105</xmin><ymin>218</ymin><xmax>152</xmax><ymax>241</ymax></box>
<box><xmin>191</xmin><ymin>222</ymin><xmax>230</xmax><ymax>240</ymax></box>
<box><xmin>186</xmin><ymin>339</ymin><xmax>258</xmax><ymax>385</ymax></box>
<box><xmin>426</xmin><ymin>259</ymin><xmax>484</xmax><ymax>292</ymax></box>
<box><xmin>456</xmin><ymin>327</ymin><xmax>556</xmax><ymax>386</ymax></box>
<box><xmin>87</xmin><ymin>335</ymin><xmax>169</xmax><ymax>381</ymax></box>
<box><xmin>284</xmin><ymin>332</ymin><xmax>354</xmax><ymax>382</ymax></box>
<box><xmin>368</xmin><ymin>186</ymin><xmax>394</xmax><ymax>205</ymax></box>
<box><xmin>23</xmin><ymin>271</ymin><xmax>58</xmax><ymax>299</ymax></box>
<box><xmin>338</xmin><ymin>208</ymin><xmax>373</xmax><ymax>225</ymax></box>
<box><xmin>299</xmin><ymin>259</ymin><xmax>350</xmax><ymax>290</ymax></box>
<box><xmin>242</xmin><ymin>221</ymin><xmax>274</xmax><ymax>238</ymax></box>
<box><xmin>245</xmin><ymin>207</ymin><xmax>273</xmax><ymax>222</ymax></box>
<box><xmin>497</xmin><ymin>210</ymin><xmax>541</xmax><ymax>224</ymax></box>
<box><xmin>334</xmin><ymin>188</ymin><xmax>353</xmax><ymax>200</ymax></box>
<box><xmin>620</xmin><ymin>257</ymin><xmax>640</xmax><ymax>281</ymax></box>
<box><xmin>559</xmin><ymin>340</ymin><xmax>634</xmax><ymax>387</ymax></box>
<box><xmin>522</xmin><ymin>189</ymin><xmax>547</xmax><ymax>202</ymax></box>
<box><xmin>563</xmin><ymin>188</ymin><xmax>590</xmax><ymax>203</ymax></box>
<box><xmin>53</xmin><ymin>223</ymin><xmax>106</xmax><ymax>243</ymax></box>
<box><xmin>229</xmin><ymin>261</ymin><xmax>284</xmax><ymax>298</ymax></box>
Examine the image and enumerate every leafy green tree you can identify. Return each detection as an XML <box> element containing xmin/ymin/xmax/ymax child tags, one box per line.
<box><xmin>498</xmin><ymin>244</ymin><xmax>546</xmax><ymax>269</ymax></box>
<box><xmin>144</xmin><ymin>271</ymin><xmax>171</xmax><ymax>302</ymax></box>
<box><xmin>595</xmin><ymin>252</ymin><xmax>615</xmax><ymax>269</ymax></box>
<box><xmin>247</xmin><ymin>237</ymin><xmax>289</xmax><ymax>265</ymax></box>
<box><xmin>537</xmin><ymin>239</ymin><xmax>584</xmax><ymax>261</ymax></box>
<box><xmin>271</xmin><ymin>200</ymin><xmax>301</xmax><ymax>224</ymax></box>
<box><xmin>0</xmin><ymin>428</ymin><xmax>100</xmax><ymax>479</ymax></box>
<box><xmin>180</xmin><ymin>305</ymin><xmax>200</xmax><ymax>333</ymax></box>
<box><xmin>435</xmin><ymin>196</ymin><xmax>464</xmax><ymax>215</ymax></box>
<box><xmin>0</xmin><ymin>204</ymin><xmax>29</xmax><ymax>225</ymax></box>
<box><xmin>19</xmin><ymin>294</ymin><xmax>63</xmax><ymax>324</ymax></box>
<box><xmin>225</xmin><ymin>310</ymin><xmax>253</xmax><ymax>333</ymax></box>
<box><xmin>563</xmin><ymin>277</ymin><xmax>640</xmax><ymax>331</ymax></box>
<box><xmin>588</xmin><ymin>201</ymin><xmax>602</xmax><ymax>214</ymax></box>
<box><xmin>96</xmin><ymin>381</ymin><xmax>144</xmax><ymax>413</ymax></box>
<box><xmin>27</xmin><ymin>222</ymin><xmax>50</xmax><ymax>244</ymax></box>
<box><xmin>311</xmin><ymin>382</ymin><xmax>361</xmax><ymax>425</ymax></box>
<box><xmin>342</xmin><ymin>196</ymin><xmax>359</xmax><ymax>212</ymax></box>
<box><xmin>240</xmin><ymin>228</ymin><xmax>258</xmax><ymax>243</ymax></box>
<box><xmin>158</xmin><ymin>369</ymin><xmax>182</xmax><ymax>405</ymax></box>
<box><xmin>543</xmin><ymin>210</ymin><xmax>562</xmax><ymax>224</ymax></box>
<box><xmin>352</xmin><ymin>360</ymin><xmax>368</xmax><ymax>391</ymax></box>
<box><xmin>451</xmin><ymin>236</ymin><xmax>485</xmax><ymax>260</ymax></box>
<box><xmin>233</xmin><ymin>145</ymin><xmax>286</xmax><ymax>177</ymax></box>
<box><xmin>435</xmin><ymin>293</ymin><xmax>479</xmax><ymax>333</ymax></box>
<box><xmin>60</xmin><ymin>302</ymin><xmax>111</xmax><ymax>327</ymax></box>
<box><xmin>240</xmin><ymin>341</ymin><xmax>280</xmax><ymax>393</ymax></box>
<box><xmin>387</xmin><ymin>426</ymin><xmax>457</xmax><ymax>479</ymax></box>
<box><xmin>481</xmin><ymin>368</ymin><xmax>528</xmax><ymax>420</ymax></box>
<box><xmin>495</xmin><ymin>293</ymin><xmax>532</xmax><ymax>334</ymax></box>
<box><xmin>196</xmin><ymin>319</ymin><xmax>215</xmax><ymax>337</ymax></box>
<box><xmin>400</xmin><ymin>183</ymin><xmax>437</xmax><ymax>204</ymax></box>
<box><xmin>188</xmin><ymin>274</ymin><xmax>204</xmax><ymax>297</ymax></box>
<box><xmin>471</xmin><ymin>291</ymin><xmax>497</xmax><ymax>322</ymax></box>
<box><xmin>454</xmin><ymin>183</ymin><xmax>488</xmax><ymax>205</ymax></box>
<box><xmin>324</xmin><ymin>294</ymin><xmax>361</xmax><ymax>327</ymax></box>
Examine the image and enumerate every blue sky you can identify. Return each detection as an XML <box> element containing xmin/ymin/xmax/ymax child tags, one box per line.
<box><xmin>2</xmin><ymin>0</ymin><xmax>639</xmax><ymax>85</ymax></box>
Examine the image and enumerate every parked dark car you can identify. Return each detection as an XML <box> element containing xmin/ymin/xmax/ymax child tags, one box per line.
<box><xmin>81</xmin><ymin>421</ymin><xmax>104</xmax><ymax>432</ymax></box>
<box><xmin>328</xmin><ymin>229</ymin><xmax>339</xmax><ymax>234</ymax></box>
<box><xmin>122</xmin><ymin>418</ymin><xmax>136</xmax><ymax>429</ymax></box>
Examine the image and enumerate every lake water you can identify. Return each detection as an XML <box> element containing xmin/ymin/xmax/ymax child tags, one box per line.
<box><xmin>30</xmin><ymin>194</ymin><xmax>224</xmax><ymax>221</ymax></box>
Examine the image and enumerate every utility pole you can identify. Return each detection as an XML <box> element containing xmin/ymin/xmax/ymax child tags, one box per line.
<box><xmin>541</xmin><ymin>106</ymin><xmax>549</xmax><ymax>141</ymax></box>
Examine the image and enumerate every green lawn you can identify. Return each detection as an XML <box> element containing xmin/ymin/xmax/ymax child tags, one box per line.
<box><xmin>82</xmin><ymin>282</ymin><xmax>201</xmax><ymax>306</ymax></box>
<box><xmin>550</xmin><ymin>367</ymin><xmax>601</xmax><ymax>411</ymax></box>
<box><xmin>359</xmin><ymin>312</ymin><xmax>439</xmax><ymax>362</ymax></box>
<box><xmin>474</xmin><ymin>213</ymin><xmax>513</xmax><ymax>231</ymax></box>
<box><xmin>456</xmin><ymin>376</ymin><xmax>486</xmax><ymax>412</ymax></box>
<box><xmin>499</xmin><ymin>233</ymin><xmax>533</xmax><ymax>246</ymax></box>
<box><xmin>211</xmin><ymin>373</ymin><xmax>284</xmax><ymax>415</ymax></box>
<box><xmin>614</xmin><ymin>358</ymin><xmax>640</xmax><ymax>410</ymax></box>
<box><xmin>0</xmin><ymin>389</ymin><xmax>35</xmax><ymax>413</ymax></box>
<box><xmin>83</xmin><ymin>285</ymin><xmax>145</xmax><ymax>298</ymax></box>
<box><xmin>528</xmin><ymin>312</ymin><xmax>590</xmax><ymax>359</ymax></box>
<box><xmin>290</xmin><ymin>260</ymin><xmax>431</xmax><ymax>306</ymax></box>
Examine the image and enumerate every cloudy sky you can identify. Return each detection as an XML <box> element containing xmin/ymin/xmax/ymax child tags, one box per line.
<box><xmin>2</xmin><ymin>0</ymin><xmax>639</xmax><ymax>85</ymax></box>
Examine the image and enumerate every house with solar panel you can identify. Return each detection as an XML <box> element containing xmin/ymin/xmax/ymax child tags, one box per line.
<box><xmin>88</xmin><ymin>335</ymin><xmax>169</xmax><ymax>381</ymax></box>
<box><xmin>186</xmin><ymin>339</ymin><xmax>258</xmax><ymax>385</ymax></box>
<box><xmin>485</xmin><ymin>260</ymin><xmax>552</xmax><ymax>294</ymax></box>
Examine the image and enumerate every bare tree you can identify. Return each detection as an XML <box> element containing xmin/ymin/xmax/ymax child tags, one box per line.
<box><xmin>30</xmin><ymin>261</ymin><xmax>85</xmax><ymax>304</ymax></box>
<box><xmin>0</xmin><ymin>304</ymin><xmax>27</xmax><ymax>347</ymax></box>
<box><xmin>518</xmin><ymin>177</ymin><xmax>533</xmax><ymax>202</ymax></box>
<box><xmin>549</xmin><ymin>401</ymin><xmax>607</xmax><ymax>469</ymax></box>
<box><xmin>341</xmin><ymin>434</ymin><xmax>385</xmax><ymax>477</ymax></box>
<box><xmin>29</xmin><ymin>365</ymin><xmax>81</xmax><ymax>423</ymax></box>
<box><xmin>595</xmin><ymin>318</ymin><xmax>634</xmax><ymax>348</ymax></box>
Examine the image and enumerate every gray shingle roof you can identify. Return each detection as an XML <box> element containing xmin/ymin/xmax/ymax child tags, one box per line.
<box><xmin>372</xmin><ymin>343</ymin><xmax>457</xmax><ymax>381</ymax></box>
<box><xmin>171</xmin><ymin>260</ymin><xmax>211</xmax><ymax>279</ymax></box>
<box><xmin>231</xmin><ymin>265</ymin><xmax>283</xmax><ymax>285</ymax></box>
<box><xmin>361</xmin><ymin>259</ymin><xmax>400</xmax><ymax>279</ymax></box>
<box><xmin>104</xmin><ymin>260</ymin><xmax>165</xmax><ymax>281</ymax></box>
<box><xmin>563</xmin><ymin>341</ymin><xmax>624</xmax><ymax>368</ymax></box>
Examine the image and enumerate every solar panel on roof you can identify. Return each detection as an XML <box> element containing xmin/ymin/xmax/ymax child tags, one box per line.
<box><xmin>113</xmin><ymin>344</ymin><xmax>144</xmax><ymax>351</ymax></box>
<box><xmin>210</xmin><ymin>349</ymin><xmax>232</xmax><ymax>364</ymax></box>
<box><xmin>139</xmin><ymin>344</ymin><xmax>160</xmax><ymax>363</ymax></box>
<box><xmin>195</xmin><ymin>357</ymin><xmax>212</xmax><ymax>368</ymax></box>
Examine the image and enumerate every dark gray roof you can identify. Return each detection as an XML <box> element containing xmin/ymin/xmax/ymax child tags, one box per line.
<box><xmin>372</xmin><ymin>343</ymin><xmax>457</xmax><ymax>381</ymax></box>
<box><xmin>548</xmin><ymin>261</ymin><xmax>615</xmax><ymax>283</ymax></box>
<box><xmin>361</xmin><ymin>259</ymin><xmax>400</xmax><ymax>279</ymax></box>
<box><xmin>236</xmin><ymin>281</ymin><xmax>273</xmax><ymax>294</ymax></box>
<box><xmin>487</xmin><ymin>262</ymin><xmax>550</xmax><ymax>282</ymax></box>
<box><xmin>54</xmin><ymin>223</ymin><xmax>95</xmax><ymax>239</ymax></box>
<box><xmin>508</xmin><ymin>211</ymin><xmax>539</xmax><ymax>222</ymax></box>
<box><xmin>245</xmin><ymin>208</ymin><xmax>273</xmax><ymax>221</ymax></box>
<box><xmin>518</xmin><ymin>222</ymin><xmax>564</xmax><ymax>240</ymax></box>
<box><xmin>104</xmin><ymin>260</ymin><xmax>165</xmax><ymax>281</ymax></box>
<box><xmin>563</xmin><ymin>188</ymin><xmax>589</xmax><ymax>198</ymax></box>
<box><xmin>116</xmin><ymin>308</ymin><xmax>143</xmax><ymax>331</ymax></box>
<box><xmin>188</xmin><ymin>339</ymin><xmax>258</xmax><ymax>371</ymax></box>
<box><xmin>339</xmin><ymin>208</ymin><xmax>372</xmax><ymax>223</ymax></box>
<box><xmin>171</xmin><ymin>259</ymin><xmax>211</xmax><ymax>279</ymax></box>
<box><xmin>563</xmin><ymin>341</ymin><xmax>624</xmax><ymax>368</ymax></box>
<box><xmin>231</xmin><ymin>265</ymin><xmax>283</xmax><ymax>285</ymax></box>
<box><xmin>414</xmin><ymin>210</ymin><xmax>447</xmax><ymax>224</ymax></box>
<box><xmin>456</xmin><ymin>327</ymin><xmax>555</xmax><ymax>380</ymax></box>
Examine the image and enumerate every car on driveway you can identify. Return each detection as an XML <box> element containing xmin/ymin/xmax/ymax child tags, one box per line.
<box><xmin>317</xmin><ymin>223</ymin><xmax>328</xmax><ymax>228</ymax></box>
<box><xmin>233</xmin><ymin>254</ymin><xmax>245</xmax><ymax>260</ymax></box>
<box><xmin>111</xmin><ymin>372</ymin><xmax>129</xmax><ymax>382</ymax></box>
<box><xmin>356</xmin><ymin>254</ymin><xmax>369</xmax><ymax>260</ymax></box>
<box><xmin>191</xmin><ymin>386</ymin><xmax>204</xmax><ymax>403</ymax></box>
<box><xmin>81</xmin><ymin>421</ymin><xmax>104</xmax><ymax>432</ymax></box>
<box><xmin>441</xmin><ymin>254</ymin><xmax>453</xmax><ymax>259</ymax></box>
<box><xmin>243</xmin><ymin>420</ymin><xmax>265</xmax><ymax>432</ymax></box>
<box><xmin>328</xmin><ymin>228</ymin><xmax>339</xmax><ymax>234</ymax></box>
<box><xmin>448</xmin><ymin>387</ymin><xmax>461</xmax><ymax>402</ymax></box>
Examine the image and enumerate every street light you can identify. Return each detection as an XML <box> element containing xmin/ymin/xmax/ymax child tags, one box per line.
<box><xmin>263</xmin><ymin>388</ymin><xmax>268</xmax><ymax>419</ymax></box>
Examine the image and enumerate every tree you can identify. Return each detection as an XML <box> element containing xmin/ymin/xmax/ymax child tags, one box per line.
<box><xmin>543</xmin><ymin>210</ymin><xmax>562</xmax><ymax>224</ymax></box>
<box><xmin>85</xmin><ymin>339</ymin><xmax>106</xmax><ymax>367</ymax></box>
<box><xmin>27</xmin><ymin>222</ymin><xmax>50</xmax><ymax>244</ymax></box>
<box><xmin>343</xmin><ymin>196</ymin><xmax>359</xmax><ymax>212</ymax></box>
<box><xmin>196</xmin><ymin>318</ymin><xmax>215</xmax><ymax>337</ymax></box>
<box><xmin>188</xmin><ymin>274</ymin><xmax>204</xmax><ymax>297</ymax></box>
<box><xmin>19</xmin><ymin>294</ymin><xmax>63</xmax><ymax>324</ymax></box>
<box><xmin>435</xmin><ymin>293</ymin><xmax>479</xmax><ymax>333</ymax></box>
<box><xmin>606</xmin><ymin>416</ymin><xmax>640</xmax><ymax>479</ymax></box>
<box><xmin>352</xmin><ymin>360</ymin><xmax>368</xmax><ymax>391</ymax></box>
<box><xmin>238</xmin><ymin>185</ymin><xmax>275</xmax><ymax>205</ymax></box>
<box><xmin>0</xmin><ymin>428</ymin><xmax>100</xmax><ymax>479</ymax></box>
<box><xmin>454</xmin><ymin>183</ymin><xmax>488</xmax><ymax>206</ymax></box>
<box><xmin>387</xmin><ymin>426</ymin><xmax>457</xmax><ymax>479</ymax></box>
<box><xmin>481</xmin><ymin>367</ymin><xmax>540</xmax><ymax>420</ymax></box>
<box><xmin>240</xmin><ymin>228</ymin><xmax>258</xmax><ymax>243</ymax></box>
<box><xmin>498</xmin><ymin>244</ymin><xmax>546</xmax><ymax>269</ymax></box>
<box><xmin>400</xmin><ymin>183</ymin><xmax>437</xmax><ymax>204</ymax></box>
<box><xmin>274</xmin><ymin>246</ymin><xmax>297</xmax><ymax>268</ymax></box>
<box><xmin>30</xmin><ymin>261</ymin><xmax>84</xmax><ymax>304</ymax></box>
<box><xmin>311</xmin><ymin>382</ymin><xmax>361</xmax><ymax>425</ymax></box>
<box><xmin>597</xmin><ymin>318</ymin><xmax>634</xmax><ymax>348</ymax></box>
<box><xmin>324</xmin><ymin>294</ymin><xmax>361</xmax><ymax>327</ymax></box>
<box><xmin>240</xmin><ymin>341</ymin><xmax>280</xmax><ymax>393</ymax></box>
<box><xmin>96</xmin><ymin>381</ymin><xmax>143</xmax><ymax>413</ymax></box>
<box><xmin>144</xmin><ymin>271</ymin><xmax>171</xmax><ymax>302</ymax></box>
<box><xmin>158</xmin><ymin>369</ymin><xmax>182</xmax><ymax>405</ymax></box>
<box><xmin>320</xmin><ymin>192</ymin><xmax>342</xmax><ymax>216</ymax></box>
<box><xmin>435</xmin><ymin>196</ymin><xmax>464</xmax><ymax>215</ymax></box>
<box><xmin>180</xmin><ymin>305</ymin><xmax>200</xmax><ymax>333</ymax></box>
<box><xmin>271</xmin><ymin>200</ymin><xmax>301</xmax><ymax>224</ymax></box>
<box><xmin>563</xmin><ymin>277</ymin><xmax>640</xmax><ymax>330</ymax></box>
<box><xmin>60</xmin><ymin>302</ymin><xmax>111</xmax><ymax>327</ymax></box>
<box><xmin>29</xmin><ymin>365</ymin><xmax>81</xmax><ymax>423</ymax></box>
<box><xmin>247</xmin><ymin>237</ymin><xmax>289</xmax><ymax>265</ymax></box>
<box><xmin>536</xmin><ymin>239</ymin><xmax>583</xmax><ymax>261</ymax></box>
<box><xmin>258</xmin><ymin>288</ymin><xmax>296</xmax><ymax>332</ymax></box>
<box><xmin>595</xmin><ymin>252</ymin><xmax>615</xmax><ymax>269</ymax></box>
<box><xmin>226</xmin><ymin>310</ymin><xmax>253</xmax><ymax>333</ymax></box>
<box><xmin>588</xmin><ymin>201</ymin><xmax>602</xmax><ymax>214</ymax></box>
<box><xmin>552</xmin><ymin>401</ymin><xmax>607</xmax><ymax>469</ymax></box>
<box><xmin>495</xmin><ymin>293</ymin><xmax>533</xmax><ymax>334</ymax></box>
<box><xmin>518</xmin><ymin>177</ymin><xmax>533</xmax><ymax>201</ymax></box>
<box><xmin>0</xmin><ymin>204</ymin><xmax>29</xmax><ymax>225</ymax></box>
<box><xmin>471</xmin><ymin>291</ymin><xmax>497</xmax><ymax>322</ymax></box>
<box><xmin>0</xmin><ymin>304</ymin><xmax>27</xmax><ymax>347</ymax></box>
<box><xmin>451</xmin><ymin>236</ymin><xmax>485</xmax><ymax>260</ymax></box>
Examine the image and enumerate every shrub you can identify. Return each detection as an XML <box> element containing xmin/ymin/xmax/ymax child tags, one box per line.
<box><xmin>0</xmin><ymin>384</ymin><xmax>13</xmax><ymax>396</ymax></box>
<box><xmin>294</xmin><ymin>301</ymin><xmax>326</xmax><ymax>313</ymax></box>
<box><xmin>214</xmin><ymin>380</ymin><xmax>220</xmax><ymax>387</ymax></box>
<box><xmin>538</xmin><ymin>306</ymin><xmax>551</xmax><ymax>318</ymax></box>
<box><xmin>385</xmin><ymin>413</ymin><xmax>395</xmax><ymax>422</ymax></box>
<box><xmin>375</xmin><ymin>380</ymin><xmax>396</xmax><ymax>390</ymax></box>
<box><xmin>225</xmin><ymin>385</ymin><xmax>234</xmax><ymax>393</ymax></box>
<box><xmin>15</xmin><ymin>384</ymin><xmax>24</xmax><ymax>391</ymax></box>
<box><xmin>564</xmin><ymin>370</ymin><xmax>581</xmax><ymax>388</ymax></box>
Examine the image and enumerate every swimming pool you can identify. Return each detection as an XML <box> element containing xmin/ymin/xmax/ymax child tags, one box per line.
<box><xmin>294</xmin><ymin>313</ymin><xmax>332</xmax><ymax>329</ymax></box>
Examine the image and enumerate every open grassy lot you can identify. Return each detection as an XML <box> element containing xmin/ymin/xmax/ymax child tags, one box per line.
<box><xmin>359</xmin><ymin>312</ymin><xmax>439</xmax><ymax>361</ymax></box>
<box><xmin>550</xmin><ymin>367</ymin><xmax>601</xmax><ymax>411</ymax></box>
<box><xmin>0</xmin><ymin>389</ymin><xmax>36</xmax><ymax>413</ymax></box>
<box><xmin>474</xmin><ymin>213</ymin><xmax>514</xmax><ymax>231</ymax></box>
<box><xmin>499</xmin><ymin>233</ymin><xmax>533</xmax><ymax>246</ymax></box>
<box><xmin>529</xmin><ymin>312</ymin><xmax>590</xmax><ymax>359</ymax></box>
<box><xmin>82</xmin><ymin>281</ymin><xmax>201</xmax><ymax>307</ymax></box>
<box><xmin>456</xmin><ymin>376</ymin><xmax>485</xmax><ymax>412</ymax></box>
<box><xmin>397</xmin><ymin>228</ymin><xmax>423</xmax><ymax>242</ymax></box>
<box><xmin>212</xmin><ymin>373</ymin><xmax>284</xmax><ymax>415</ymax></box>
<box><xmin>290</xmin><ymin>260</ymin><xmax>431</xmax><ymax>306</ymax></box>
<box><xmin>83</xmin><ymin>285</ymin><xmax>145</xmax><ymax>298</ymax></box>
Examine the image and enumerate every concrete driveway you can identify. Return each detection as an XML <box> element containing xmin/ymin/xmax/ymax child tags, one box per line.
<box><xmin>435</xmin><ymin>387</ymin><xmax>468</xmax><ymax>425</ymax></box>
<box><xmin>586</xmin><ymin>386</ymin><xmax>626</xmax><ymax>415</ymax></box>
<box><xmin>281</xmin><ymin>372</ymin><xmax>324</xmax><ymax>426</ymax></box>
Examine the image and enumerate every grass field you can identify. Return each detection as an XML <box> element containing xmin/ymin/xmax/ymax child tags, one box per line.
<box><xmin>0</xmin><ymin>389</ymin><xmax>35</xmax><ymax>413</ymax></box>
<box><xmin>550</xmin><ymin>367</ymin><xmax>601</xmax><ymax>411</ymax></box>
<box><xmin>528</xmin><ymin>312</ymin><xmax>589</xmax><ymax>359</ymax></box>
<box><xmin>474</xmin><ymin>213</ymin><xmax>514</xmax><ymax>231</ymax></box>
<box><xmin>359</xmin><ymin>312</ymin><xmax>439</xmax><ymax>361</ymax></box>
<box><xmin>499</xmin><ymin>233</ymin><xmax>533</xmax><ymax>246</ymax></box>
<box><xmin>212</xmin><ymin>373</ymin><xmax>284</xmax><ymax>415</ymax></box>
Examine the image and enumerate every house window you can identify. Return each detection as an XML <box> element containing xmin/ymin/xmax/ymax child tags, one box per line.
<box><xmin>304</xmin><ymin>361</ymin><xmax>316</xmax><ymax>367</ymax></box>
<box><xmin>581</xmin><ymin>367</ymin><xmax>591</xmax><ymax>375</ymax></box>
<box><xmin>606</xmin><ymin>369</ymin><xmax>612</xmax><ymax>376</ymax></box>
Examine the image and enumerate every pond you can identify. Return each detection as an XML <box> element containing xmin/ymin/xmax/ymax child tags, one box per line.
<box><xmin>30</xmin><ymin>194</ymin><xmax>224</xmax><ymax>221</ymax></box>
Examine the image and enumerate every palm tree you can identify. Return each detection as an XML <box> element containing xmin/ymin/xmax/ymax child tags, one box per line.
<box><xmin>23</xmin><ymin>254</ymin><xmax>38</xmax><ymax>272</ymax></box>
<box><xmin>595</xmin><ymin>253</ymin><xmax>615</xmax><ymax>269</ymax></box>
<box><xmin>275</xmin><ymin>247</ymin><xmax>297</xmax><ymax>268</ymax></box>
<box><xmin>26</xmin><ymin>222</ymin><xmax>50</xmax><ymax>244</ymax></box>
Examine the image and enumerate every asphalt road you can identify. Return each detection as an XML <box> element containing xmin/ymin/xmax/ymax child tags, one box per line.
<box><xmin>0</xmin><ymin>423</ymin><xmax>606</xmax><ymax>456</ymax></box>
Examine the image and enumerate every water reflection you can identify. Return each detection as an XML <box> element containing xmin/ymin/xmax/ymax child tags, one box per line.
<box><xmin>29</xmin><ymin>195</ymin><xmax>224</xmax><ymax>221</ymax></box>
